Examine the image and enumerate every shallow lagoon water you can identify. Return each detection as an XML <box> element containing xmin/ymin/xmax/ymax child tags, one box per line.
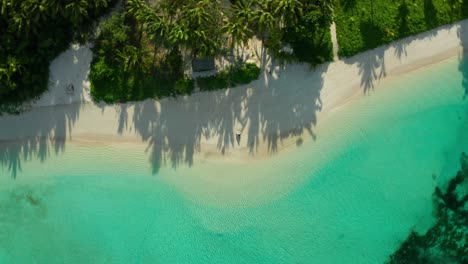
<box><xmin>0</xmin><ymin>57</ymin><xmax>467</xmax><ymax>263</ymax></box>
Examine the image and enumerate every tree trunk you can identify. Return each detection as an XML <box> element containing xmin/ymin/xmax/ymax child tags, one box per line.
<box><xmin>139</xmin><ymin>24</ymin><xmax>144</xmax><ymax>43</ymax></box>
<box><xmin>152</xmin><ymin>43</ymin><xmax>158</xmax><ymax>73</ymax></box>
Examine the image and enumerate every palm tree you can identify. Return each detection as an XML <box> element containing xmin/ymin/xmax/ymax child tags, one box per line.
<box><xmin>144</xmin><ymin>9</ymin><xmax>169</xmax><ymax>67</ymax></box>
<box><xmin>127</xmin><ymin>0</ymin><xmax>147</xmax><ymax>41</ymax></box>
<box><xmin>232</xmin><ymin>0</ymin><xmax>255</xmax><ymax>25</ymax></box>
<box><xmin>2</xmin><ymin>0</ymin><xmax>38</xmax><ymax>36</ymax></box>
<box><xmin>117</xmin><ymin>45</ymin><xmax>142</xmax><ymax>74</ymax></box>
<box><xmin>6</xmin><ymin>56</ymin><xmax>23</xmax><ymax>76</ymax></box>
<box><xmin>65</xmin><ymin>0</ymin><xmax>89</xmax><ymax>27</ymax></box>
<box><xmin>22</xmin><ymin>0</ymin><xmax>47</xmax><ymax>26</ymax></box>
<box><xmin>169</xmin><ymin>23</ymin><xmax>189</xmax><ymax>50</ymax></box>
<box><xmin>1</xmin><ymin>0</ymin><xmax>14</xmax><ymax>16</ymax></box>
<box><xmin>184</xmin><ymin>0</ymin><xmax>210</xmax><ymax>28</ymax></box>
<box><xmin>194</xmin><ymin>30</ymin><xmax>217</xmax><ymax>56</ymax></box>
<box><xmin>253</xmin><ymin>2</ymin><xmax>275</xmax><ymax>41</ymax></box>
<box><xmin>0</xmin><ymin>56</ymin><xmax>24</xmax><ymax>92</ymax></box>
<box><xmin>226</xmin><ymin>0</ymin><xmax>255</xmax><ymax>52</ymax></box>
<box><xmin>10</xmin><ymin>12</ymin><xmax>30</xmax><ymax>36</ymax></box>
<box><xmin>222</xmin><ymin>20</ymin><xmax>253</xmax><ymax>59</ymax></box>
<box><xmin>46</xmin><ymin>0</ymin><xmax>65</xmax><ymax>18</ymax></box>
<box><xmin>181</xmin><ymin>0</ymin><xmax>214</xmax><ymax>57</ymax></box>
<box><xmin>271</xmin><ymin>0</ymin><xmax>303</xmax><ymax>29</ymax></box>
<box><xmin>319</xmin><ymin>0</ymin><xmax>334</xmax><ymax>24</ymax></box>
<box><xmin>126</xmin><ymin>0</ymin><xmax>144</xmax><ymax>19</ymax></box>
<box><xmin>93</xmin><ymin>0</ymin><xmax>109</xmax><ymax>10</ymax></box>
<box><xmin>252</xmin><ymin>1</ymin><xmax>277</xmax><ymax>62</ymax></box>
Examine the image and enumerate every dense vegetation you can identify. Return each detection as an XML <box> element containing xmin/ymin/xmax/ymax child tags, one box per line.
<box><xmin>387</xmin><ymin>153</ymin><xmax>468</xmax><ymax>263</ymax></box>
<box><xmin>196</xmin><ymin>63</ymin><xmax>260</xmax><ymax>91</ymax></box>
<box><xmin>334</xmin><ymin>0</ymin><xmax>468</xmax><ymax>56</ymax></box>
<box><xmin>89</xmin><ymin>0</ymin><xmax>334</xmax><ymax>103</ymax></box>
<box><xmin>89</xmin><ymin>12</ymin><xmax>195</xmax><ymax>103</ymax></box>
<box><xmin>279</xmin><ymin>0</ymin><xmax>334</xmax><ymax>64</ymax></box>
<box><xmin>5</xmin><ymin>0</ymin><xmax>468</xmax><ymax>107</ymax></box>
<box><xmin>0</xmin><ymin>0</ymin><xmax>116</xmax><ymax>113</ymax></box>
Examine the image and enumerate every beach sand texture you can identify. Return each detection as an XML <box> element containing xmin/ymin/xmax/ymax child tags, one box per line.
<box><xmin>3</xmin><ymin>19</ymin><xmax>468</xmax><ymax>162</ymax></box>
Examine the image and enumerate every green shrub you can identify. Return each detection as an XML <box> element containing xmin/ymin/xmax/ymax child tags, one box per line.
<box><xmin>230</xmin><ymin>63</ymin><xmax>261</xmax><ymax>85</ymax></box>
<box><xmin>89</xmin><ymin>59</ymin><xmax>117</xmax><ymax>103</ymax></box>
<box><xmin>0</xmin><ymin>0</ymin><xmax>116</xmax><ymax>114</ymax></box>
<box><xmin>197</xmin><ymin>63</ymin><xmax>260</xmax><ymax>92</ymax></box>
<box><xmin>89</xmin><ymin>12</ymin><xmax>194</xmax><ymax>103</ymax></box>
<box><xmin>197</xmin><ymin>72</ymin><xmax>230</xmax><ymax>91</ymax></box>
<box><xmin>334</xmin><ymin>0</ymin><xmax>468</xmax><ymax>57</ymax></box>
<box><xmin>282</xmin><ymin>7</ymin><xmax>334</xmax><ymax>65</ymax></box>
<box><xmin>174</xmin><ymin>78</ymin><xmax>195</xmax><ymax>95</ymax></box>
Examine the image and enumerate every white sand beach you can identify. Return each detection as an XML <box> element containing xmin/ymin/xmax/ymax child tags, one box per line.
<box><xmin>2</xmin><ymin>19</ymin><xmax>468</xmax><ymax>165</ymax></box>
<box><xmin>32</xmin><ymin>43</ymin><xmax>94</xmax><ymax>107</ymax></box>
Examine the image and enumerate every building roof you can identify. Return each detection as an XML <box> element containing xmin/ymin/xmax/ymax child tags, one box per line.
<box><xmin>192</xmin><ymin>57</ymin><xmax>215</xmax><ymax>72</ymax></box>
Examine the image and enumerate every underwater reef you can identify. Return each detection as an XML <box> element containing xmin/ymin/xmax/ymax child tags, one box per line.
<box><xmin>387</xmin><ymin>153</ymin><xmax>468</xmax><ymax>264</ymax></box>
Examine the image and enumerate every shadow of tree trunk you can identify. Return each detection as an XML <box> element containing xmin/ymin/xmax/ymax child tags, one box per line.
<box><xmin>0</xmin><ymin>103</ymin><xmax>82</xmax><ymax>178</ymax></box>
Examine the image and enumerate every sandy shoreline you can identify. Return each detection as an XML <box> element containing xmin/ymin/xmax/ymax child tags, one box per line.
<box><xmin>1</xmin><ymin>19</ymin><xmax>468</xmax><ymax>168</ymax></box>
<box><xmin>1</xmin><ymin>18</ymin><xmax>467</xmax><ymax>264</ymax></box>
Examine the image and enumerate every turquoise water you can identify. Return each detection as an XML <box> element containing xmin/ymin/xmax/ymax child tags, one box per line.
<box><xmin>0</xmin><ymin>58</ymin><xmax>467</xmax><ymax>263</ymax></box>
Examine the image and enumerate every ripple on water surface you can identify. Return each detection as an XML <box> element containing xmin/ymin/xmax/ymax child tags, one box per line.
<box><xmin>0</xmin><ymin>58</ymin><xmax>467</xmax><ymax>263</ymax></box>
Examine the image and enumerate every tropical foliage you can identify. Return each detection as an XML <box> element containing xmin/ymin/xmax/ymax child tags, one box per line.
<box><xmin>89</xmin><ymin>12</ymin><xmax>194</xmax><ymax>103</ymax></box>
<box><xmin>89</xmin><ymin>0</ymin><xmax>334</xmax><ymax>103</ymax></box>
<box><xmin>0</xmin><ymin>0</ymin><xmax>335</xmax><ymax>108</ymax></box>
<box><xmin>280</xmin><ymin>0</ymin><xmax>334</xmax><ymax>64</ymax></box>
<box><xmin>0</xmin><ymin>0</ymin><xmax>116</xmax><ymax>113</ymax></box>
<box><xmin>4</xmin><ymin>0</ymin><xmax>468</xmax><ymax>109</ymax></box>
<box><xmin>197</xmin><ymin>63</ymin><xmax>260</xmax><ymax>91</ymax></box>
<box><xmin>334</xmin><ymin>0</ymin><xmax>468</xmax><ymax>56</ymax></box>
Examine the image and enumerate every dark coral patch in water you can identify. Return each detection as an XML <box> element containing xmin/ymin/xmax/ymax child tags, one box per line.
<box><xmin>387</xmin><ymin>153</ymin><xmax>468</xmax><ymax>264</ymax></box>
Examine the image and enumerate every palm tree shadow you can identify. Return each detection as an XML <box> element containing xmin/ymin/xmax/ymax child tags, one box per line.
<box><xmin>128</xmin><ymin>59</ymin><xmax>328</xmax><ymax>174</ymax></box>
<box><xmin>133</xmin><ymin>100</ymin><xmax>164</xmax><ymax>175</ymax></box>
<box><xmin>343</xmin><ymin>49</ymin><xmax>386</xmax><ymax>94</ymax></box>
<box><xmin>0</xmin><ymin>42</ymin><xmax>97</xmax><ymax>178</ymax></box>
<box><xmin>116</xmin><ymin>104</ymin><xmax>129</xmax><ymax>135</ymax></box>
<box><xmin>252</xmin><ymin>63</ymin><xmax>325</xmax><ymax>154</ymax></box>
<box><xmin>342</xmin><ymin>21</ymin><xmax>387</xmax><ymax>93</ymax></box>
<box><xmin>65</xmin><ymin>22</ymin><xmax>468</xmax><ymax>177</ymax></box>
<box><xmin>342</xmin><ymin>18</ymin><xmax>455</xmax><ymax>94</ymax></box>
<box><xmin>0</xmin><ymin>103</ymin><xmax>82</xmax><ymax>178</ymax></box>
<box><xmin>394</xmin><ymin>1</ymin><xmax>410</xmax><ymax>59</ymax></box>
